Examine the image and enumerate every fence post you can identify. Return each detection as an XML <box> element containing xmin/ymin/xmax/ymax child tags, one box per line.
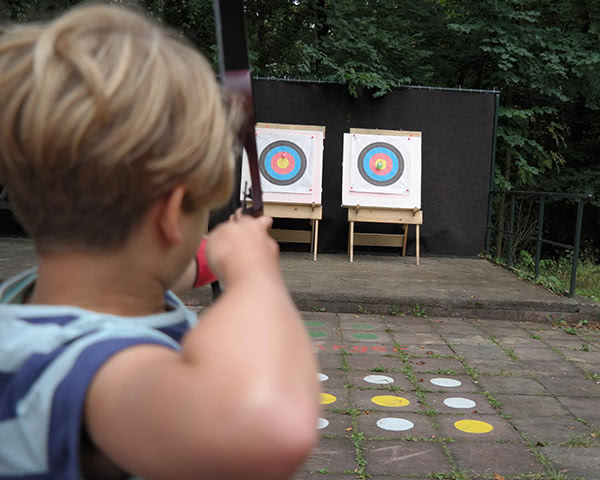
<box><xmin>485</xmin><ymin>191</ymin><xmax>493</xmax><ymax>255</ymax></box>
<box><xmin>569</xmin><ymin>199</ymin><xmax>585</xmax><ymax>297</ymax></box>
<box><xmin>534</xmin><ymin>196</ymin><xmax>545</xmax><ymax>279</ymax></box>
<box><xmin>507</xmin><ymin>192</ymin><xmax>516</xmax><ymax>268</ymax></box>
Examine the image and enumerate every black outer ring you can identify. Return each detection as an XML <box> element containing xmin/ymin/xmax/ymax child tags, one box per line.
<box><xmin>357</xmin><ymin>142</ymin><xmax>405</xmax><ymax>186</ymax></box>
<box><xmin>259</xmin><ymin>140</ymin><xmax>307</xmax><ymax>186</ymax></box>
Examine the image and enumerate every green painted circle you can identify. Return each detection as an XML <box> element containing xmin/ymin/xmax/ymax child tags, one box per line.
<box><xmin>306</xmin><ymin>321</ymin><xmax>325</xmax><ymax>327</ymax></box>
<box><xmin>352</xmin><ymin>323</ymin><xmax>375</xmax><ymax>330</ymax></box>
<box><xmin>352</xmin><ymin>333</ymin><xmax>379</xmax><ymax>340</ymax></box>
<box><xmin>310</xmin><ymin>331</ymin><xmax>327</xmax><ymax>338</ymax></box>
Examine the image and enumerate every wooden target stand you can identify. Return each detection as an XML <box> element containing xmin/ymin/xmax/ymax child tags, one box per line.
<box><xmin>345</xmin><ymin>206</ymin><xmax>422</xmax><ymax>264</ymax></box>
<box><xmin>247</xmin><ymin>122</ymin><xmax>325</xmax><ymax>261</ymax></box>
<box><xmin>345</xmin><ymin>128</ymin><xmax>422</xmax><ymax>265</ymax></box>
<box><xmin>247</xmin><ymin>201</ymin><xmax>322</xmax><ymax>261</ymax></box>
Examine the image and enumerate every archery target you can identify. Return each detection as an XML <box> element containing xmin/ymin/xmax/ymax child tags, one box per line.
<box><xmin>342</xmin><ymin>131</ymin><xmax>422</xmax><ymax>209</ymax></box>
<box><xmin>259</xmin><ymin>140</ymin><xmax>307</xmax><ymax>186</ymax></box>
<box><xmin>241</xmin><ymin>125</ymin><xmax>324</xmax><ymax>203</ymax></box>
<box><xmin>357</xmin><ymin>142</ymin><xmax>405</xmax><ymax>187</ymax></box>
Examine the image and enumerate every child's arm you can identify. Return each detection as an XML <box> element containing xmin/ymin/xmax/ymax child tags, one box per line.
<box><xmin>84</xmin><ymin>213</ymin><xmax>319</xmax><ymax>480</ymax></box>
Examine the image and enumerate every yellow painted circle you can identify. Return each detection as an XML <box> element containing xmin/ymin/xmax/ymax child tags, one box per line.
<box><xmin>320</xmin><ymin>393</ymin><xmax>337</xmax><ymax>405</ymax></box>
<box><xmin>371</xmin><ymin>395</ymin><xmax>410</xmax><ymax>407</ymax></box>
<box><xmin>454</xmin><ymin>419</ymin><xmax>494</xmax><ymax>434</ymax></box>
<box><xmin>277</xmin><ymin>157</ymin><xmax>290</xmax><ymax>169</ymax></box>
<box><xmin>375</xmin><ymin>158</ymin><xmax>387</xmax><ymax>170</ymax></box>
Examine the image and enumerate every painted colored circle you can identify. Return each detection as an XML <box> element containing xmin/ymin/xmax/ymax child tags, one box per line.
<box><xmin>444</xmin><ymin>397</ymin><xmax>476</xmax><ymax>409</ymax></box>
<box><xmin>364</xmin><ymin>375</ymin><xmax>394</xmax><ymax>385</ymax></box>
<box><xmin>371</xmin><ymin>395</ymin><xmax>410</xmax><ymax>407</ymax></box>
<box><xmin>306</xmin><ymin>321</ymin><xmax>324</xmax><ymax>327</ymax></box>
<box><xmin>317</xmin><ymin>417</ymin><xmax>329</xmax><ymax>429</ymax></box>
<box><xmin>320</xmin><ymin>393</ymin><xmax>337</xmax><ymax>405</ymax></box>
<box><xmin>310</xmin><ymin>331</ymin><xmax>327</xmax><ymax>338</ymax></box>
<box><xmin>317</xmin><ymin>373</ymin><xmax>329</xmax><ymax>382</ymax></box>
<box><xmin>352</xmin><ymin>323</ymin><xmax>375</xmax><ymax>329</ymax></box>
<box><xmin>376</xmin><ymin>418</ymin><xmax>414</xmax><ymax>431</ymax></box>
<box><xmin>357</xmin><ymin>142</ymin><xmax>404</xmax><ymax>186</ymax></box>
<box><xmin>430</xmin><ymin>377</ymin><xmax>462</xmax><ymax>387</ymax></box>
<box><xmin>454</xmin><ymin>419</ymin><xmax>494</xmax><ymax>434</ymax></box>
<box><xmin>352</xmin><ymin>333</ymin><xmax>379</xmax><ymax>340</ymax></box>
<box><xmin>259</xmin><ymin>140</ymin><xmax>307</xmax><ymax>186</ymax></box>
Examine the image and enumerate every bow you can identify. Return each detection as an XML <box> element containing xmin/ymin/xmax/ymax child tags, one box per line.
<box><xmin>213</xmin><ymin>0</ymin><xmax>263</xmax><ymax>217</ymax></box>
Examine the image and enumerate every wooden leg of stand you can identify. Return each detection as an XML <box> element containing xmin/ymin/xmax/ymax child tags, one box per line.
<box><xmin>416</xmin><ymin>224</ymin><xmax>420</xmax><ymax>265</ymax></box>
<box><xmin>349</xmin><ymin>221</ymin><xmax>355</xmax><ymax>263</ymax></box>
<box><xmin>402</xmin><ymin>224</ymin><xmax>408</xmax><ymax>256</ymax></box>
<box><xmin>310</xmin><ymin>219</ymin><xmax>315</xmax><ymax>254</ymax></box>
<box><xmin>313</xmin><ymin>219</ymin><xmax>319</xmax><ymax>261</ymax></box>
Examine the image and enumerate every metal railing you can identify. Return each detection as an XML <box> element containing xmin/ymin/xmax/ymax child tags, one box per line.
<box><xmin>485</xmin><ymin>190</ymin><xmax>593</xmax><ymax>297</ymax></box>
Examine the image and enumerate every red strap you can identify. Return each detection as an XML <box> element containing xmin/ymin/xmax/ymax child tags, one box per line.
<box><xmin>194</xmin><ymin>238</ymin><xmax>217</xmax><ymax>288</ymax></box>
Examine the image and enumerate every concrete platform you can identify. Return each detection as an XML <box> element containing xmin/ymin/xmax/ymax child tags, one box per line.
<box><xmin>1</xmin><ymin>237</ymin><xmax>598</xmax><ymax>321</ymax></box>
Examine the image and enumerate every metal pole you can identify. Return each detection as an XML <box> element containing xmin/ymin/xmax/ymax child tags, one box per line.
<box><xmin>534</xmin><ymin>197</ymin><xmax>545</xmax><ymax>278</ymax></box>
<box><xmin>507</xmin><ymin>192</ymin><xmax>516</xmax><ymax>267</ymax></box>
<box><xmin>485</xmin><ymin>191</ymin><xmax>493</xmax><ymax>255</ymax></box>
<box><xmin>569</xmin><ymin>199</ymin><xmax>585</xmax><ymax>297</ymax></box>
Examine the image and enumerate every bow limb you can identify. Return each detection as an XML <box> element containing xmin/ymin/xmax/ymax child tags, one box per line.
<box><xmin>213</xmin><ymin>0</ymin><xmax>263</xmax><ymax>217</ymax></box>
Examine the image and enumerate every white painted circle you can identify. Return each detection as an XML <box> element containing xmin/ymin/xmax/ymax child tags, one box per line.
<box><xmin>430</xmin><ymin>377</ymin><xmax>462</xmax><ymax>387</ymax></box>
<box><xmin>364</xmin><ymin>375</ymin><xmax>394</xmax><ymax>385</ymax></box>
<box><xmin>376</xmin><ymin>417</ymin><xmax>414</xmax><ymax>431</ymax></box>
<box><xmin>317</xmin><ymin>373</ymin><xmax>329</xmax><ymax>382</ymax></box>
<box><xmin>443</xmin><ymin>397</ymin><xmax>476</xmax><ymax>409</ymax></box>
<box><xmin>317</xmin><ymin>417</ymin><xmax>329</xmax><ymax>429</ymax></box>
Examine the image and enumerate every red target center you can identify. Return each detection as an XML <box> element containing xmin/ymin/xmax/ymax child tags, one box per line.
<box><xmin>271</xmin><ymin>152</ymin><xmax>295</xmax><ymax>175</ymax></box>
<box><xmin>369</xmin><ymin>153</ymin><xmax>393</xmax><ymax>176</ymax></box>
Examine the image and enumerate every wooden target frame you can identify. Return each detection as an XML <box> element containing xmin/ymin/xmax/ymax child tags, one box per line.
<box><xmin>243</xmin><ymin>123</ymin><xmax>325</xmax><ymax>261</ymax></box>
<box><xmin>344</xmin><ymin>128</ymin><xmax>423</xmax><ymax>265</ymax></box>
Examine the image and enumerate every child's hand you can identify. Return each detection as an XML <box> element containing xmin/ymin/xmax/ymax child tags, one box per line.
<box><xmin>206</xmin><ymin>209</ymin><xmax>279</xmax><ymax>286</ymax></box>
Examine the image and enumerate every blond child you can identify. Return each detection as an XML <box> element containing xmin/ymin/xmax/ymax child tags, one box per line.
<box><xmin>0</xmin><ymin>4</ymin><xmax>319</xmax><ymax>480</ymax></box>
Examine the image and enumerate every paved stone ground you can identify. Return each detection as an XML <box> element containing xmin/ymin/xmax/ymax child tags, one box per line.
<box><xmin>286</xmin><ymin>311</ymin><xmax>600</xmax><ymax>480</ymax></box>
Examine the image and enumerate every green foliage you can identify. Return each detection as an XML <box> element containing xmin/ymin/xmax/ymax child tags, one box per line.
<box><xmin>412</xmin><ymin>304</ymin><xmax>427</xmax><ymax>318</ymax></box>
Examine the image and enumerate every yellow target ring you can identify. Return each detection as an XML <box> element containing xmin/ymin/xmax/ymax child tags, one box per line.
<box><xmin>320</xmin><ymin>393</ymin><xmax>337</xmax><ymax>405</ymax></box>
<box><xmin>375</xmin><ymin>158</ymin><xmax>387</xmax><ymax>170</ymax></box>
<box><xmin>277</xmin><ymin>156</ymin><xmax>290</xmax><ymax>169</ymax></box>
<box><xmin>454</xmin><ymin>419</ymin><xmax>494</xmax><ymax>434</ymax></box>
<box><xmin>371</xmin><ymin>395</ymin><xmax>410</xmax><ymax>407</ymax></box>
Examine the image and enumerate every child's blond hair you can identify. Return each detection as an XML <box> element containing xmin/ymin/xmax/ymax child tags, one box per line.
<box><xmin>0</xmin><ymin>4</ymin><xmax>237</xmax><ymax>252</ymax></box>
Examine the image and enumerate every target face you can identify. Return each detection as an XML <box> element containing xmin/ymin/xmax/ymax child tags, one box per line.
<box><xmin>357</xmin><ymin>142</ymin><xmax>405</xmax><ymax>187</ymax></box>
<box><xmin>259</xmin><ymin>140</ymin><xmax>307</xmax><ymax>186</ymax></box>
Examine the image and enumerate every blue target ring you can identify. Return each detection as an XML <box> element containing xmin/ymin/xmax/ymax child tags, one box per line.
<box><xmin>358</xmin><ymin>142</ymin><xmax>404</xmax><ymax>186</ymax></box>
<box><xmin>259</xmin><ymin>140</ymin><xmax>307</xmax><ymax>186</ymax></box>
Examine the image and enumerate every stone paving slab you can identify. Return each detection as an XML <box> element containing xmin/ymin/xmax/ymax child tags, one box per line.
<box><xmin>436</xmin><ymin>414</ymin><xmax>522</xmax><ymax>442</ymax></box>
<box><xmin>362</xmin><ymin>440</ymin><xmax>451</xmax><ymax>475</ymax></box>
<box><xmin>540</xmin><ymin>446</ymin><xmax>600</xmax><ymax>479</ymax></box>
<box><xmin>299</xmin><ymin>438</ymin><xmax>357</xmax><ymax>473</ymax></box>
<box><xmin>341</xmin><ymin>330</ymin><xmax>395</xmax><ymax>344</ymax></box>
<box><xmin>407</xmin><ymin>357</ymin><xmax>466</xmax><ymax>375</ymax></box>
<box><xmin>346</xmin><ymin>355</ymin><xmax>405</xmax><ymax>372</ymax></box>
<box><xmin>315</xmin><ymin>413</ymin><xmax>353</xmax><ymax>436</ymax></box>
<box><xmin>358</xmin><ymin>412</ymin><xmax>436</xmax><ymax>439</ymax></box>
<box><xmin>349</xmin><ymin>389</ymin><xmax>421</xmax><ymax>413</ymax></box>
<box><xmin>426</xmin><ymin>392</ymin><xmax>497</xmax><ymax>415</ymax></box>
<box><xmin>396</xmin><ymin>344</ymin><xmax>456</xmax><ymax>357</ymax></box>
<box><xmin>557</xmin><ymin>396</ymin><xmax>600</xmax><ymax>427</ymax></box>
<box><xmin>508</xmin><ymin>416</ymin><xmax>592</xmax><ymax>445</ymax></box>
<box><xmin>495</xmin><ymin>393</ymin><xmax>572</xmax><ymax>418</ymax></box>
<box><xmin>537</xmin><ymin>376</ymin><xmax>600</xmax><ymax>397</ymax></box>
<box><xmin>448</xmin><ymin>442</ymin><xmax>544</xmax><ymax>477</ymax></box>
<box><xmin>477</xmin><ymin>375</ymin><xmax>551</xmax><ymax>395</ymax></box>
<box><xmin>418</xmin><ymin>374</ymin><xmax>482</xmax><ymax>394</ymax></box>
<box><xmin>465</xmin><ymin>358</ymin><xmax>527</xmax><ymax>375</ymax></box>
<box><xmin>346</xmin><ymin>371</ymin><xmax>414</xmax><ymax>391</ymax></box>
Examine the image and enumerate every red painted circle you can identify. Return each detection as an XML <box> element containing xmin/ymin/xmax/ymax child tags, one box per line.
<box><xmin>369</xmin><ymin>152</ymin><xmax>393</xmax><ymax>176</ymax></box>
<box><xmin>271</xmin><ymin>152</ymin><xmax>295</xmax><ymax>175</ymax></box>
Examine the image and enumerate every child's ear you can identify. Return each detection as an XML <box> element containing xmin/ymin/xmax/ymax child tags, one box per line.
<box><xmin>157</xmin><ymin>185</ymin><xmax>187</xmax><ymax>245</ymax></box>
